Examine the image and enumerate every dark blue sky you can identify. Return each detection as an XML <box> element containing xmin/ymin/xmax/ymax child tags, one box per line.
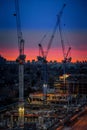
<box><xmin>0</xmin><ymin>0</ymin><xmax>87</xmax><ymax>61</ymax></box>
<box><xmin>0</xmin><ymin>0</ymin><xmax>87</xmax><ymax>30</ymax></box>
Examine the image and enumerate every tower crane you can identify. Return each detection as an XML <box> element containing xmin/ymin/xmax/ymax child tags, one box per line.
<box><xmin>38</xmin><ymin>4</ymin><xmax>66</xmax><ymax>103</ymax></box>
<box><xmin>58</xmin><ymin>13</ymin><xmax>72</xmax><ymax>93</ymax></box>
<box><xmin>14</xmin><ymin>0</ymin><xmax>26</xmax><ymax>128</ymax></box>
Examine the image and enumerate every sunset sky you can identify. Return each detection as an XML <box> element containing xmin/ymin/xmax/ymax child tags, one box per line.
<box><xmin>0</xmin><ymin>0</ymin><xmax>87</xmax><ymax>62</ymax></box>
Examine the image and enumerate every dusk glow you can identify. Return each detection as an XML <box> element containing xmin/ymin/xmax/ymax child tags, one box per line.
<box><xmin>1</xmin><ymin>47</ymin><xmax>86</xmax><ymax>62</ymax></box>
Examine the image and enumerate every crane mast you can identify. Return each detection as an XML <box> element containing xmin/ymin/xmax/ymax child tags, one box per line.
<box><xmin>14</xmin><ymin>0</ymin><xmax>26</xmax><ymax>128</ymax></box>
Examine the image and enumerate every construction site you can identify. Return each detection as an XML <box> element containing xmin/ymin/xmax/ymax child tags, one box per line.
<box><xmin>0</xmin><ymin>0</ymin><xmax>87</xmax><ymax>130</ymax></box>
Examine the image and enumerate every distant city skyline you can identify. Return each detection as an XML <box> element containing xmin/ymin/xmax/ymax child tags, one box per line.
<box><xmin>0</xmin><ymin>0</ymin><xmax>87</xmax><ymax>62</ymax></box>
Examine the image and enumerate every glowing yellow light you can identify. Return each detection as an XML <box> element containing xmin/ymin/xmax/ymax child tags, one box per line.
<box><xmin>59</xmin><ymin>74</ymin><xmax>70</xmax><ymax>79</ymax></box>
<box><xmin>19</xmin><ymin>107</ymin><xmax>24</xmax><ymax>117</ymax></box>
